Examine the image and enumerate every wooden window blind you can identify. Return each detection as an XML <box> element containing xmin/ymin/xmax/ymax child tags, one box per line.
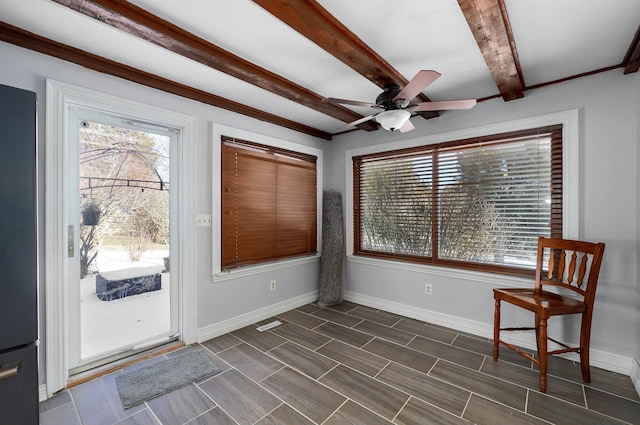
<box><xmin>353</xmin><ymin>125</ymin><xmax>562</xmax><ymax>277</ymax></box>
<box><xmin>221</xmin><ymin>137</ymin><xmax>317</xmax><ymax>268</ymax></box>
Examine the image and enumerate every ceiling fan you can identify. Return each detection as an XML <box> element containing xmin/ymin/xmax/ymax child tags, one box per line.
<box><xmin>323</xmin><ymin>70</ymin><xmax>476</xmax><ymax>133</ymax></box>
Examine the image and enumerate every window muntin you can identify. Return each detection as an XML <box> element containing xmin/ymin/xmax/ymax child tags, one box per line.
<box><xmin>353</xmin><ymin>126</ymin><xmax>562</xmax><ymax>276</ymax></box>
<box><xmin>221</xmin><ymin>137</ymin><xmax>317</xmax><ymax>269</ymax></box>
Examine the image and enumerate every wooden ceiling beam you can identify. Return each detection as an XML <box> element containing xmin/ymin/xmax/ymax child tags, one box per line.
<box><xmin>252</xmin><ymin>0</ymin><xmax>439</xmax><ymax>119</ymax></box>
<box><xmin>0</xmin><ymin>21</ymin><xmax>333</xmax><ymax>140</ymax></box>
<box><xmin>457</xmin><ymin>0</ymin><xmax>524</xmax><ymax>101</ymax></box>
<box><xmin>51</xmin><ymin>0</ymin><xmax>378</xmax><ymax>131</ymax></box>
<box><xmin>623</xmin><ymin>24</ymin><xmax>640</xmax><ymax>74</ymax></box>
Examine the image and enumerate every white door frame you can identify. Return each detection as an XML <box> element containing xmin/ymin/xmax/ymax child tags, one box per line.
<box><xmin>45</xmin><ymin>80</ymin><xmax>198</xmax><ymax>396</ymax></box>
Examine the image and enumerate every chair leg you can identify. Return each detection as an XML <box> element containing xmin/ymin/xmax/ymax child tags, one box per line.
<box><xmin>580</xmin><ymin>348</ymin><xmax>591</xmax><ymax>383</ymax></box>
<box><xmin>493</xmin><ymin>299</ymin><xmax>500</xmax><ymax>361</ymax></box>
<box><xmin>579</xmin><ymin>315</ymin><xmax>592</xmax><ymax>383</ymax></box>
<box><xmin>538</xmin><ymin>317</ymin><xmax>548</xmax><ymax>393</ymax></box>
<box><xmin>534</xmin><ymin>313</ymin><xmax>540</xmax><ymax>353</ymax></box>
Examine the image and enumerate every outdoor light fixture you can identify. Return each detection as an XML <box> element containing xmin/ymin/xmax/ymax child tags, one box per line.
<box><xmin>375</xmin><ymin>109</ymin><xmax>411</xmax><ymax>131</ymax></box>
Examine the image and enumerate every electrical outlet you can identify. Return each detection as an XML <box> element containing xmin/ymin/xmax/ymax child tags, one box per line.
<box><xmin>196</xmin><ymin>214</ymin><xmax>211</xmax><ymax>227</ymax></box>
<box><xmin>424</xmin><ymin>283</ymin><xmax>432</xmax><ymax>295</ymax></box>
<box><xmin>270</xmin><ymin>280</ymin><xmax>277</xmax><ymax>291</ymax></box>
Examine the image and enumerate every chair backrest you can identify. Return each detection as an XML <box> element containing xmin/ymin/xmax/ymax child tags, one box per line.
<box><xmin>535</xmin><ymin>237</ymin><xmax>606</xmax><ymax>306</ymax></box>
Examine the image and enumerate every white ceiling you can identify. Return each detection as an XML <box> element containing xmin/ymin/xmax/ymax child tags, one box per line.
<box><xmin>1</xmin><ymin>0</ymin><xmax>639</xmax><ymax>138</ymax></box>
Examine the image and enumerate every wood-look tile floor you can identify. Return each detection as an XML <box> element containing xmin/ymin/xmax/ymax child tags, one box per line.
<box><xmin>39</xmin><ymin>302</ymin><xmax>640</xmax><ymax>425</ymax></box>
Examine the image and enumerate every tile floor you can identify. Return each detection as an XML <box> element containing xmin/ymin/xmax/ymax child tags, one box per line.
<box><xmin>39</xmin><ymin>302</ymin><xmax>640</xmax><ymax>425</ymax></box>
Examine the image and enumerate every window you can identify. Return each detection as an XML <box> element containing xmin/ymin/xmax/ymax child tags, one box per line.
<box><xmin>221</xmin><ymin>136</ymin><xmax>317</xmax><ymax>268</ymax></box>
<box><xmin>353</xmin><ymin>125</ymin><xmax>562</xmax><ymax>276</ymax></box>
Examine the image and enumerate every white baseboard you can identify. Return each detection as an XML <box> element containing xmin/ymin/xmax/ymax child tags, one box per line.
<box><xmin>39</xmin><ymin>384</ymin><xmax>48</xmax><ymax>402</ymax></box>
<box><xmin>631</xmin><ymin>358</ymin><xmax>640</xmax><ymax>397</ymax></box>
<box><xmin>197</xmin><ymin>291</ymin><xmax>318</xmax><ymax>343</ymax></box>
<box><xmin>344</xmin><ymin>290</ymin><xmax>634</xmax><ymax>376</ymax></box>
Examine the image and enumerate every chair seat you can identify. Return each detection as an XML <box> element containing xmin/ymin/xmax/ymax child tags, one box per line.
<box><xmin>494</xmin><ymin>288</ymin><xmax>586</xmax><ymax>317</ymax></box>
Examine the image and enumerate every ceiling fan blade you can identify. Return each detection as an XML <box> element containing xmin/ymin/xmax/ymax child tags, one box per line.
<box><xmin>337</xmin><ymin>114</ymin><xmax>378</xmax><ymax>132</ymax></box>
<box><xmin>399</xmin><ymin>119</ymin><xmax>415</xmax><ymax>133</ymax></box>
<box><xmin>415</xmin><ymin>99</ymin><xmax>477</xmax><ymax>111</ymax></box>
<box><xmin>322</xmin><ymin>97</ymin><xmax>379</xmax><ymax>108</ymax></box>
<box><xmin>393</xmin><ymin>70</ymin><xmax>441</xmax><ymax>107</ymax></box>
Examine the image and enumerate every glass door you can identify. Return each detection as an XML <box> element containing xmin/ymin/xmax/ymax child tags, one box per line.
<box><xmin>67</xmin><ymin>106</ymin><xmax>178</xmax><ymax>372</ymax></box>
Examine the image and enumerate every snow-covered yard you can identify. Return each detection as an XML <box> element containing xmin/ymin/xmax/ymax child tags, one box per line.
<box><xmin>80</xmin><ymin>248</ymin><xmax>170</xmax><ymax>360</ymax></box>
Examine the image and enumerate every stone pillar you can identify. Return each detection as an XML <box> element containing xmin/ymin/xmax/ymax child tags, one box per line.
<box><xmin>318</xmin><ymin>190</ymin><xmax>344</xmax><ymax>306</ymax></box>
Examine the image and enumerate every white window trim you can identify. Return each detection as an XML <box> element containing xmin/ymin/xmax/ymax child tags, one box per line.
<box><xmin>45</xmin><ymin>80</ymin><xmax>198</xmax><ymax>396</ymax></box>
<box><xmin>345</xmin><ymin>109</ymin><xmax>580</xmax><ymax>274</ymax></box>
<box><xmin>211</xmin><ymin>123</ymin><xmax>322</xmax><ymax>282</ymax></box>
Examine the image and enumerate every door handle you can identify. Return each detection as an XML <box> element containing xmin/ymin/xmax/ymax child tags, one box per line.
<box><xmin>68</xmin><ymin>224</ymin><xmax>74</xmax><ymax>257</ymax></box>
<box><xmin>0</xmin><ymin>361</ymin><xmax>20</xmax><ymax>380</ymax></box>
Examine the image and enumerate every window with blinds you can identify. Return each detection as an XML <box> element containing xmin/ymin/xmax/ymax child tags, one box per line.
<box><xmin>353</xmin><ymin>125</ymin><xmax>562</xmax><ymax>276</ymax></box>
<box><xmin>222</xmin><ymin>137</ymin><xmax>318</xmax><ymax>269</ymax></box>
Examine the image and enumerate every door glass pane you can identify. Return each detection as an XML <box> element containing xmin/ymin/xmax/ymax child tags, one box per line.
<box><xmin>78</xmin><ymin>120</ymin><xmax>171</xmax><ymax>360</ymax></box>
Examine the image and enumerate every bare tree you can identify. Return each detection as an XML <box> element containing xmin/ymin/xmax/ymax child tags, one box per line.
<box><xmin>78</xmin><ymin>122</ymin><xmax>169</xmax><ymax>277</ymax></box>
<box><xmin>359</xmin><ymin>154</ymin><xmax>502</xmax><ymax>260</ymax></box>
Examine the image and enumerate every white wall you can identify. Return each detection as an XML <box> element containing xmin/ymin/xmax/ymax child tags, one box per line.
<box><xmin>635</xmin><ymin>70</ymin><xmax>640</xmax><ymax>391</ymax></box>
<box><xmin>326</xmin><ymin>69</ymin><xmax>639</xmax><ymax>374</ymax></box>
<box><xmin>0</xmin><ymin>41</ymin><xmax>325</xmax><ymax>384</ymax></box>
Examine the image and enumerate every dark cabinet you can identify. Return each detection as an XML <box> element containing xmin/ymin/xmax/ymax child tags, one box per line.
<box><xmin>0</xmin><ymin>83</ymin><xmax>39</xmax><ymax>424</ymax></box>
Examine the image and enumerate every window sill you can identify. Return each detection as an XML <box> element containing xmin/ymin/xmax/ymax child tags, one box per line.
<box><xmin>213</xmin><ymin>254</ymin><xmax>321</xmax><ymax>282</ymax></box>
<box><xmin>347</xmin><ymin>254</ymin><xmax>532</xmax><ymax>288</ymax></box>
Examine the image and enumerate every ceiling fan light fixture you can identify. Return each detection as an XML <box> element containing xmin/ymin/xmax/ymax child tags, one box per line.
<box><xmin>375</xmin><ymin>109</ymin><xmax>411</xmax><ymax>131</ymax></box>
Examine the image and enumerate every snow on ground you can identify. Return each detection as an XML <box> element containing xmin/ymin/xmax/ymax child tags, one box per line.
<box><xmin>80</xmin><ymin>248</ymin><xmax>170</xmax><ymax>360</ymax></box>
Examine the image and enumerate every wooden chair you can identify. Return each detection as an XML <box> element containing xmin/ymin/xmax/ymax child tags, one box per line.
<box><xmin>493</xmin><ymin>237</ymin><xmax>605</xmax><ymax>393</ymax></box>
